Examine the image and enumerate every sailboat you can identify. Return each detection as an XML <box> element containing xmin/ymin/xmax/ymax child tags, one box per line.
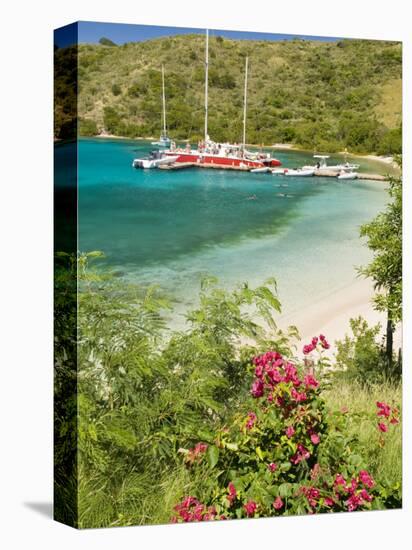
<box><xmin>151</xmin><ymin>65</ymin><xmax>171</xmax><ymax>147</ymax></box>
<box><xmin>165</xmin><ymin>31</ymin><xmax>281</xmax><ymax>169</ymax></box>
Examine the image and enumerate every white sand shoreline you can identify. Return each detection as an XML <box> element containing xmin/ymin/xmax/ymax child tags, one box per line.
<box><xmin>277</xmin><ymin>277</ymin><xmax>401</xmax><ymax>356</ymax></box>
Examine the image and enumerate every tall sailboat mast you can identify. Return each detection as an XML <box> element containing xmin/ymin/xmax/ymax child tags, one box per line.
<box><xmin>161</xmin><ymin>65</ymin><xmax>167</xmax><ymax>136</ymax></box>
<box><xmin>204</xmin><ymin>29</ymin><xmax>209</xmax><ymax>141</ymax></box>
<box><xmin>242</xmin><ymin>56</ymin><xmax>249</xmax><ymax>150</ymax></box>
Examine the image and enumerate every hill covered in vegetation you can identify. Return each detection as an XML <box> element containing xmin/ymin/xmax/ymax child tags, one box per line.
<box><xmin>56</xmin><ymin>35</ymin><xmax>402</xmax><ymax>153</ymax></box>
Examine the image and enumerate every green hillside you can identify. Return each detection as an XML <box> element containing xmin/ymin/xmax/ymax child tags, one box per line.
<box><xmin>56</xmin><ymin>35</ymin><xmax>402</xmax><ymax>154</ymax></box>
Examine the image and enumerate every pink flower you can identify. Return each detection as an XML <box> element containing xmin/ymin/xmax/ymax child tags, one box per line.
<box><xmin>245</xmin><ymin>411</ymin><xmax>257</xmax><ymax>430</ymax></box>
<box><xmin>347</xmin><ymin>478</ymin><xmax>358</xmax><ymax>495</ymax></box>
<box><xmin>378</xmin><ymin>422</ymin><xmax>388</xmax><ymax>433</ymax></box>
<box><xmin>227</xmin><ymin>482</ymin><xmax>237</xmax><ymax>505</ymax></box>
<box><xmin>311</xmin><ymin>336</ymin><xmax>319</xmax><ymax>346</ymax></box>
<box><xmin>194</xmin><ymin>442</ymin><xmax>208</xmax><ymax>455</ymax></box>
<box><xmin>360</xmin><ymin>489</ymin><xmax>373</xmax><ymax>503</ymax></box>
<box><xmin>334</xmin><ymin>474</ymin><xmax>346</xmax><ymax>487</ymax></box>
<box><xmin>285</xmin><ymin>426</ymin><xmax>295</xmax><ymax>438</ymax></box>
<box><xmin>284</xmin><ymin>363</ymin><xmax>300</xmax><ymax>384</ymax></box>
<box><xmin>193</xmin><ymin>504</ymin><xmax>205</xmax><ymax>521</ymax></box>
<box><xmin>320</xmin><ymin>338</ymin><xmax>330</xmax><ymax>350</ymax></box>
<box><xmin>358</xmin><ymin>470</ymin><xmax>375</xmax><ymax>489</ymax></box>
<box><xmin>251</xmin><ymin>378</ymin><xmax>264</xmax><ymax>398</ymax></box>
<box><xmin>346</xmin><ymin>494</ymin><xmax>361</xmax><ymax>512</ymax></box>
<box><xmin>243</xmin><ymin>500</ymin><xmax>257</xmax><ymax>517</ymax></box>
<box><xmin>303</xmin><ymin>343</ymin><xmax>315</xmax><ymax>355</ymax></box>
<box><xmin>291</xmin><ymin>444</ymin><xmax>310</xmax><ymax>464</ymax></box>
<box><xmin>254</xmin><ymin>365</ymin><xmax>264</xmax><ymax>378</ymax></box>
<box><xmin>298</xmin><ymin>444</ymin><xmax>310</xmax><ymax>457</ymax></box>
<box><xmin>324</xmin><ymin>497</ymin><xmax>334</xmax><ymax>507</ymax></box>
<box><xmin>390</xmin><ymin>417</ymin><xmax>399</xmax><ymax>425</ymax></box>
<box><xmin>268</xmin><ymin>462</ymin><xmax>278</xmax><ymax>472</ymax></box>
<box><xmin>376</xmin><ymin>401</ymin><xmax>391</xmax><ymax>418</ymax></box>
<box><xmin>273</xmin><ymin>496</ymin><xmax>284</xmax><ymax>510</ymax></box>
<box><xmin>291</xmin><ymin>388</ymin><xmax>307</xmax><ymax>402</ymax></box>
<box><xmin>180</xmin><ymin>496</ymin><xmax>199</xmax><ymax>509</ymax></box>
<box><xmin>304</xmin><ymin>373</ymin><xmax>319</xmax><ymax>389</ymax></box>
<box><xmin>310</xmin><ymin>433</ymin><xmax>320</xmax><ymax>445</ymax></box>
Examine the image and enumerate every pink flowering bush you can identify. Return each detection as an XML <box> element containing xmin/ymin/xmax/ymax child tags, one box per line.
<box><xmin>172</xmin><ymin>343</ymin><xmax>401</xmax><ymax>523</ymax></box>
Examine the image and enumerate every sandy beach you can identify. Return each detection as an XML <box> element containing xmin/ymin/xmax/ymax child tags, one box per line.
<box><xmin>277</xmin><ymin>277</ymin><xmax>401</xmax><ymax>357</ymax></box>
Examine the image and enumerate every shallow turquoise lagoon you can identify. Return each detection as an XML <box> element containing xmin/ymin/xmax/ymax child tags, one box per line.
<box><xmin>77</xmin><ymin>138</ymin><xmax>388</xmax><ymax>325</ymax></box>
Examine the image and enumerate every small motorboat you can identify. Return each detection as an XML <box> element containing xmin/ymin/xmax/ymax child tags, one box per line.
<box><xmin>272</xmin><ymin>168</ymin><xmax>286</xmax><ymax>175</ymax></box>
<box><xmin>250</xmin><ymin>166</ymin><xmax>271</xmax><ymax>173</ymax></box>
<box><xmin>337</xmin><ymin>171</ymin><xmax>358</xmax><ymax>180</ymax></box>
<box><xmin>284</xmin><ymin>168</ymin><xmax>315</xmax><ymax>177</ymax></box>
<box><xmin>335</xmin><ymin>162</ymin><xmax>360</xmax><ymax>171</ymax></box>
<box><xmin>133</xmin><ymin>150</ymin><xmax>179</xmax><ymax>169</ymax></box>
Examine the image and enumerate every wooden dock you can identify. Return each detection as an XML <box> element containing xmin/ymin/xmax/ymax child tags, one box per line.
<box><xmin>158</xmin><ymin>162</ymin><xmax>387</xmax><ymax>181</ymax></box>
<box><xmin>313</xmin><ymin>169</ymin><xmax>387</xmax><ymax>181</ymax></box>
<box><xmin>160</xmin><ymin>162</ymin><xmax>250</xmax><ymax>171</ymax></box>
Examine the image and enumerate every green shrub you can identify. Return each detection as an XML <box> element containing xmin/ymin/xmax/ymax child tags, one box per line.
<box><xmin>172</xmin><ymin>341</ymin><xmax>401</xmax><ymax>522</ymax></box>
<box><xmin>111</xmin><ymin>83</ymin><xmax>122</xmax><ymax>96</ymax></box>
<box><xmin>78</xmin><ymin>118</ymin><xmax>98</xmax><ymax>136</ymax></box>
<box><xmin>334</xmin><ymin>317</ymin><xmax>390</xmax><ymax>384</ymax></box>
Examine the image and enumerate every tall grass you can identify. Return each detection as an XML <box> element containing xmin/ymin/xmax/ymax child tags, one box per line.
<box><xmin>323</xmin><ymin>382</ymin><xmax>402</xmax><ymax>487</ymax></box>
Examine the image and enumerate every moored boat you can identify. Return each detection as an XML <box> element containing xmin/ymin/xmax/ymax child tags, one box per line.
<box><xmin>284</xmin><ymin>168</ymin><xmax>315</xmax><ymax>177</ymax></box>
<box><xmin>337</xmin><ymin>171</ymin><xmax>358</xmax><ymax>180</ymax></box>
<box><xmin>304</xmin><ymin>154</ymin><xmax>360</xmax><ymax>172</ymax></box>
<box><xmin>164</xmin><ymin>30</ymin><xmax>281</xmax><ymax>170</ymax></box>
<box><xmin>335</xmin><ymin>161</ymin><xmax>360</xmax><ymax>171</ymax></box>
<box><xmin>133</xmin><ymin>150</ymin><xmax>178</xmax><ymax>169</ymax></box>
<box><xmin>250</xmin><ymin>166</ymin><xmax>272</xmax><ymax>173</ymax></box>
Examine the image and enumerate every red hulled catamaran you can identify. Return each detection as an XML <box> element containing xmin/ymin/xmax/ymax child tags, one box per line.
<box><xmin>165</xmin><ymin>30</ymin><xmax>281</xmax><ymax>170</ymax></box>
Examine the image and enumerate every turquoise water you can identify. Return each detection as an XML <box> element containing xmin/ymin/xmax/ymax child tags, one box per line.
<box><xmin>77</xmin><ymin>138</ymin><xmax>388</xmax><ymax>325</ymax></box>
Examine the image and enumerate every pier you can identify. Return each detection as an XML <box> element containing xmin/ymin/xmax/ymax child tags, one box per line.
<box><xmin>159</xmin><ymin>162</ymin><xmax>387</xmax><ymax>180</ymax></box>
<box><xmin>313</xmin><ymin>169</ymin><xmax>387</xmax><ymax>181</ymax></box>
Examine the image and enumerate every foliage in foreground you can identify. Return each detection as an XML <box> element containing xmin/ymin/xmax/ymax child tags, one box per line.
<box><xmin>334</xmin><ymin>316</ymin><xmax>401</xmax><ymax>386</ymax></box>
<box><xmin>54</xmin><ymin>253</ymin><xmax>401</xmax><ymax>528</ymax></box>
<box><xmin>172</xmin><ymin>341</ymin><xmax>401</xmax><ymax>522</ymax></box>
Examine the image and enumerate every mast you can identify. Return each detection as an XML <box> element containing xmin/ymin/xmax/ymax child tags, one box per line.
<box><xmin>242</xmin><ymin>56</ymin><xmax>249</xmax><ymax>150</ymax></box>
<box><xmin>204</xmin><ymin>29</ymin><xmax>209</xmax><ymax>141</ymax></box>
<box><xmin>161</xmin><ymin>65</ymin><xmax>166</xmax><ymax>136</ymax></box>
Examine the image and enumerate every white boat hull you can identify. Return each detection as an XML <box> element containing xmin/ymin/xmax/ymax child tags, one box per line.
<box><xmin>337</xmin><ymin>172</ymin><xmax>358</xmax><ymax>180</ymax></box>
<box><xmin>284</xmin><ymin>168</ymin><xmax>315</xmax><ymax>177</ymax></box>
<box><xmin>133</xmin><ymin>155</ymin><xmax>179</xmax><ymax>169</ymax></box>
<box><xmin>250</xmin><ymin>166</ymin><xmax>271</xmax><ymax>173</ymax></box>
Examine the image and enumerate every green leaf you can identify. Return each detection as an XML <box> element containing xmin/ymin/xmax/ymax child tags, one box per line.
<box><xmin>86</xmin><ymin>250</ymin><xmax>105</xmax><ymax>258</ymax></box>
<box><xmin>255</xmin><ymin>446</ymin><xmax>264</xmax><ymax>461</ymax></box>
<box><xmin>279</xmin><ymin>483</ymin><xmax>291</xmax><ymax>498</ymax></box>
<box><xmin>206</xmin><ymin>445</ymin><xmax>220</xmax><ymax>469</ymax></box>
